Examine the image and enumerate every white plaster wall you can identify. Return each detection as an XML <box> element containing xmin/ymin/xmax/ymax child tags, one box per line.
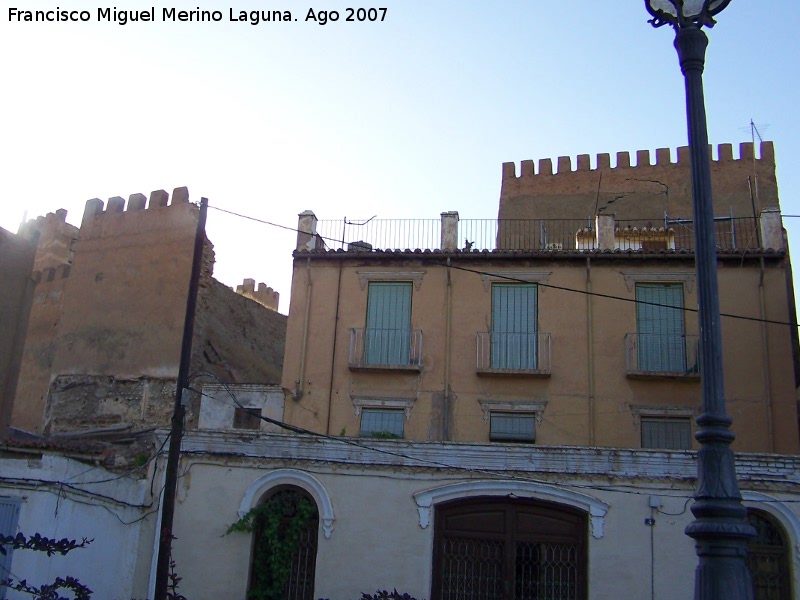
<box><xmin>168</xmin><ymin>459</ymin><xmax>800</xmax><ymax>600</ymax></box>
<box><xmin>164</xmin><ymin>434</ymin><xmax>800</xmax><ymax>600</ymax></box>
<box><xmin>198</xmin><ymin>383</ymin><xmax>284</xmax><ymax>432</ymax></box>
<box><xmin>0</xmin><ymin>455</ymin><xmax>153</xmax><ymax>600</ymax></box>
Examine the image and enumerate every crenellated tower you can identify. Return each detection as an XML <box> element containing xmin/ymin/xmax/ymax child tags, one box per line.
<box><xmin>500</xmin><ymin>142</ymin><xmax>778</xmax><ymax>222</ymax></box>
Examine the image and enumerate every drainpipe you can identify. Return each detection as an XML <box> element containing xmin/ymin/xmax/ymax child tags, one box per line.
<box><xmin>325</xmin><ymin>261</ymin><xmax>343</xmax><ymax>435</ymax></box>
<box><xmin>443</xmin><ymin>258</ymin><xmax>453</xmax><ymax>440</ymax></box>
<box><xmin>586</xmin><ymin>256</ymin><xmax>595</xmax><ymax>446</ymax></box>
<box><xmin>293</xmin><ymin>258</ymin><xmax>312</xmax><ymax>401</ymax></box>
<box><xmin>759</xmin><ymin>256</ymin><xmax>774</xmax><ymax>452</ymax></box>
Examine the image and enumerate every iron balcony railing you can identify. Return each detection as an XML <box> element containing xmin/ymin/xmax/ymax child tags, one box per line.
<box><xmin>476</xmin><ymin>332</ymin><xmax>551</xmax><ymax>375</ymax></box>
<box><xmin>625</xmin><ymin>333</ymin><xmax>700</xmax><ymax>377</ymax></box>
<box><xmin>349</xmin><ymin>328</ymin><xmax>423</xmax><ymax>369</ymax></box>
<box><xmin>315</xmin><ymin>216</ymin><xmax>761</xmax><ymax>253</ymax></box>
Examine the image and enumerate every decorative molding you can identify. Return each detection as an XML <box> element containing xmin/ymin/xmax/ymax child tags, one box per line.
<box><xmin>413</xmin><ymin>480</ymin><xmax>610</xmax><ymax>539</ymax></box>
<box><xmin>351</xmin><ymin>395</ymin><xmax>416</xmax><ymax>421</ymax></box>
<box><xmin>238</xmin><ymin>469</ymin><xmax>336</xmax><ymax>539</ymax></box>
<box><xmin>620</xmin><ymin>271</ymin><xmax>695</xmax><ymax>293</ymax></box>
<box><xmin>356</xmin><ymin>270</ymin><xmax>426</xmax><ymax>291</ymax></box>
<box><xmin>478</xmin><ymin>399</ymin><xmax>547</xmax><ymax>424</ymax></box>
<box><xmin>480</xmin><ymin>271</ymin><xmax>552</xmax><ymax>292</ymax></box>
<box><xmin>743</xmin><ymin>491</ymin><xmax>800</xmax><ymax>559</ymax></box>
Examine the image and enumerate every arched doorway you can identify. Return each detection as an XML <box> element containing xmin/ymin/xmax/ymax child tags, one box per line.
<box><xmin>247</xmin><ymin>486</ymin><xmax>319</xmax><ymax>600</ymax></box>
<box><xmin>747</xmin><ymin>508</ymin><xmax>792</xmax><ymax>600</ymax></box>
<box><xmin>431</xmin><ymin>497</ymin><xmax>587</xmax><ymax>600</ymax></box>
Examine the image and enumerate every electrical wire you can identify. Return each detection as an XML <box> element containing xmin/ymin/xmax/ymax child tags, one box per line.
<box><xmin>206</xmin><ymin>202</ymin><xmax>800</xmax><ymax>329</ymax></box>
<box><xmin>186</xmin><ymin>383</ymin><xmax>800</xmax><ymax>499</ymax></box>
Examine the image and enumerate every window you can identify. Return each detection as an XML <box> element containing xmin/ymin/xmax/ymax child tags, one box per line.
<box><xmin>233</xmin><ymin>407</ymin><xmax>261</xmax><ymax>430</ymax></box>
<box><xmin>365</xmin><ymin>282</ymin><xmax>412</xmax><ymax>366</ymax></box>
<box><xmin>432</xmin><ymin>498</ymin><xmax>587</xmax><ymax>600</ymax></box>
<box><xmin>747</xmin><ymin>509</ymin><xmax>792</xmax><ymax>600</ymax></box>
<box><xmin>641</xmin><ymin>417</ymin><xmax>691</xmax><ymax>449</ymax></box>
<box><xmin>247</xmin><ymin>488</ymin><xmax>318</xmax><ymax>600</ymax></box>
<box><xmin>0</xmin><ymin>497</ymin><xmax>22</xmax><ymax>600</ymax></box>
<box><xmin>490</xmin><ymin>412</ymin><xmax>536</xmax><ymax>443</ymax></box>
<box><xmin>360</xmin><ymin>408</ymin><xmax>404</xmax><ymax>438</ymax></box>
<box><xmin>635</xmin><ymin>283</ymin><xmax>686</xmax><ymax>372</ymax></box>
<box><xmin>491</xmin><ymin>283</ymin><xmax>538</xmax><ymax>370</ymax></box>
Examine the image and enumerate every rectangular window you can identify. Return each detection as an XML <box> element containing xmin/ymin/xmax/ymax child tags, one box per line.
<box><xmin>491</xmin><ymin>283</ymin><xmax>538</xmax><ymax>370</ymax></box>
<box><xmin>360</xmin><ymin>408</ymin><xmax>404</xmax><ymax>439</ymax></box>
<box><xmin>490</xmin><ymin>412</ymin><xmax>536</xmax><ymax>443</ymax></box>
<box><xmin>0</xmin><ymin>497</ymin><xmax>22</xmax><ymax>600</ymax></box>
<box><xmin>365</xmin><ymin>282</ymin><xmax>413</xmax><ymax>366</ymax></box>
<box><xmin>641</xmin><ymin>417</ymin><xmax>691</xmax><ymax>449</ymax></box>
<box><xmin>635</xmin><ymin>283</ymin><xmax>686</xmax><ymax>372</ymax></box>
<box><xmin>233</xmin><ymin>407</ymin><xmax>262</xmax><ymax>430</ymax></box>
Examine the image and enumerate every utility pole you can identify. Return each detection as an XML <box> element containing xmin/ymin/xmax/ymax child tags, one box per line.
<box><xmin>153</xmin><ymin>197</ymin><xmax>208</xmax><ymax>600</ymax></box>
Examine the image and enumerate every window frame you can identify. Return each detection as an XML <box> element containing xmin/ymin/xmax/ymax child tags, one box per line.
<box><xmin>489</xmin><ymin>411</ymin><xmax>537</xmax><ymax>443</ymax></box>
<box><xmin>359</xmin><ymin>407</ymin><xmax>406</xmax><ymax>439</ymax></box>
<box><xmin>640</xmin><ymin>416</ymin><xmax>693</xmax><ymax>450</ymax></box>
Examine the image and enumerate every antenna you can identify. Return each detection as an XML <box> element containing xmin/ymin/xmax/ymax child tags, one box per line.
<box><xmin>748</xmin><ymin>118</ymin><xmax>768</xmax><ymax>212</ymax></box>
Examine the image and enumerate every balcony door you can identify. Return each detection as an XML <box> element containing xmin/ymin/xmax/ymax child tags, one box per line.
<box><xmin>635</xmin><ymin>283</ymin><xmax>686</xmax><ymax>372</ymax></box>
<box><xmin>365</xmin><ymin>282</ymin><xmax>412</xmax><ymax>366</ymax></box>
<box><xmin>491</xmin><ymin>284</ymin><xmax>538</xmax><ymax>370</ymax></box>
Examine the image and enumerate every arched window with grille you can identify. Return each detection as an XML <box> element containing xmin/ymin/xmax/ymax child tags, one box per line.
<box><xmin>747</xmin><ymin>508</ymin><xmax>792</xmax><ymax>600</ymax></box>
<box><xmin>247</xmin><ymin>487</ymin><xmax>319</xmax><ymax>600</ymax></box>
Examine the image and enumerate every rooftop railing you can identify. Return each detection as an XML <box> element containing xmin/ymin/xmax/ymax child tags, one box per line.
<box><xmin>311</xmin><ymin>215</ymin><xmax>768</xmax><ymax>253</ymax></box>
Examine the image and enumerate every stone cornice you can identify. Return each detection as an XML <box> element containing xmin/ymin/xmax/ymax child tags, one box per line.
<box><xmin>170</xmin><ymin>430</ymin><xmax>800</xmax><ymax>487</ymax></box>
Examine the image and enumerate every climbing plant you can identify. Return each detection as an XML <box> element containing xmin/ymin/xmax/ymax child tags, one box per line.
<box><xmin>227</xmin><ymin>489</ymin><xmax>318</xmax><ymax>600</ymax></box>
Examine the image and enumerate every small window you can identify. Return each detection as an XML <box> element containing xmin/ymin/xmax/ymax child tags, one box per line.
<box><xmin>360</xmin><ymin>408</ymin><xmax>404</xmax><ymax>439</ymax></box>
<box><xmin>233</xmin><ymin>407</ymin><xmax>262</xmax><ymax>430</ymax></box>
<box><xmin>490</xmin><ymin>412</ymin><xmax>536</xmax><ymax>443</ymax></box>
<box><xmin>641</xmin><ymin>417</ymin><xmax>691</xmax><ymax>449</ymax></box>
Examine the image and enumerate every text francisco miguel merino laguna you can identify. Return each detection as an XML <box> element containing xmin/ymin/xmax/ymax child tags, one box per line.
<box><xmin>6</xmin><ymin>6</ymin><xmax>375</xmax><ymax>26</ymax></box>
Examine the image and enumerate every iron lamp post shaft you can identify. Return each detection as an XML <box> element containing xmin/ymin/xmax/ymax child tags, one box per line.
<box><xmin>673</xmin><ymin>23</ymin><xmax>755</xmax><ymax>600</ymax></box>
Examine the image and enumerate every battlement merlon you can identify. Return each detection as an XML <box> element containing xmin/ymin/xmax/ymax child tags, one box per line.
<box><xmin>500</xmin><ymin>142</ymin><xmax>779</xmax><ymax>218</ymax></box>
<box><xmin>502</xmin><ymin>142</ymin><xmax>774</xmax><ymax>180</ymax></box>
<box><xmin>81</xmin><ymin>186</ymin><xmax>193</xmax><ymax>227</ymax></box>
<box><xmin>236</xmin><ymin>278</ymin><xmax>280</xmax><ymax>311</ymax></box>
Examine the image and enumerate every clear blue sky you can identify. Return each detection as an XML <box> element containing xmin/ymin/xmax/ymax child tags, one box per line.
<box><xmin>1</xmin><ymin>1</ymin><xmax>797</xmax><ymax>314</ymax></box>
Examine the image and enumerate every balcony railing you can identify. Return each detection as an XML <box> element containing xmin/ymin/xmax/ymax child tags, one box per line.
<box><xmin>615</xmin><ymin>217</ymin><xmax>759</xmax><ymax>252</ymax></box>
<box><xmin>625</xmin><ymin>333</ymin><xmax>700</xmax><ymax>378</ymax></box>
<box><xmin>349</xmin><ymin>328</ymin><xmax>423</xmax><ymax>370</ymax></box>
<box><xmin>314</xmin><ymin>216</ymin><xmax>763</xmax><ymax>253</ymax></box>
<box><xmin>476</xmin><ymin>332</ymin><xmax>551</xmax><ymax>376</ymax></box>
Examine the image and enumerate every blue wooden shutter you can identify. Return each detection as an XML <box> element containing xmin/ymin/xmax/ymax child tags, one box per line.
<box><xmin>491</xmin><ymin>284</ymin><xmax>538</xmax><ymax>369</ymax></box>
<box><xmin>636</xmin><ymin>284</ymin><xmax>685</xmax><ymax>372</ymax></box>
<box><xmin>365</xmin><ymin>282</ymin><xmax>412</xmax><ymax>365</ymax></box>
<box><xmin>0</xmin><ymin>497</ymin><xmax>22</xmax><ymax>600</ymax></box>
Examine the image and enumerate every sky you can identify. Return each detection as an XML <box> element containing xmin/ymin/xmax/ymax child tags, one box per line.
<box><xmin>1</xmin><ymin>1</ymin><xmax>798</xmax><ymax>315</ymax></box>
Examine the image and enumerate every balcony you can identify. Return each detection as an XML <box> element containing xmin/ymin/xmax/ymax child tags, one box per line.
<box><xmin>625</xmin><ymin>333</ymin><xmax>700</xmax><ymax>379</ymax></box>
<box><xmin>349</xmin><ymin>328</ymin><xmax>423</xmax><ymax>371</ymax></box>
<box><xmin>476</xmin><ymin>332</ymin><xmax>551</xmax><ymax>376</ymax></box>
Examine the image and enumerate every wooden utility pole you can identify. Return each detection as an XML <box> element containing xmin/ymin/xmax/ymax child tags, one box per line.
<box><xmin>154</xmin><ymin>197</ymin><xmax>208</xmax><ymax>600</ymax></box>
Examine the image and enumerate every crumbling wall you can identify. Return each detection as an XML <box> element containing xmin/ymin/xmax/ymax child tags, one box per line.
<box><xmin>188</xmin><ymin>276</ymin><xmax>287</xmax><ymax>429</ymax></box>
<box><xmin>45</xmin><ymin>375</ymin><xmax>174</xmax><ymax>433</ymax></box>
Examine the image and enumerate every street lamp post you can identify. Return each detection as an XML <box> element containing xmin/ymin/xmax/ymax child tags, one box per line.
<box><xmin>644</xmin><ymin>1</ymin><xmax>756</xmax><ymax>599</ymax></box>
